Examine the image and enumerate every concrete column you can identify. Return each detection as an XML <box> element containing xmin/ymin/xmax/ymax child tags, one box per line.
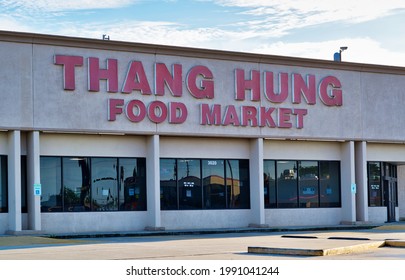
<box><xmin>355</xmin><ymin>141</ymin><xmax>368</xmax><ymax>222</ymax></box>
<box><xmin>398</xmin><ymin>166</ymin><xmax>405</xmax><ymax>221</ymax></box>
<box><xmin>145</xmin><ymin>134</ymin><xmax>164</xmax><ymax>230</ymax></box>
<box><xmin>341</xmin><ymin>141</ymin><xmax>356</xmax><ymax>224</ymax></box>
<box><xmin>27</xmin><ymin>131</ymin><xmax>41</xmax><ymax>231</ymax></box>
<box><xmin>249</xmin><ymin>138</ymin><xmax>267</xmax><ymax>227</ymax></box>
<box><xmin>7</xmin><ymin>130</ymin><xmax>22</xmax><ymax>232</ymax></box>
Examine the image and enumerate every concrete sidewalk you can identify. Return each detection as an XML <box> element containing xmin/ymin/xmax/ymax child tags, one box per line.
<box><xmin>248</xmin><ymin>224</ymin><xmax>405</xmax><ymax>256</ymax></box>
<box><xmin>0</xmin><ymin>223</ymin><xmax>405</xmax><ymax>260</ymax></box>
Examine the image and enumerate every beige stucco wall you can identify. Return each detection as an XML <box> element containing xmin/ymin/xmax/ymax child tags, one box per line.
<box><xmin>2</xmin><ymin>32</ymin><xmax>405</xmax><ymax>143</ymax></box>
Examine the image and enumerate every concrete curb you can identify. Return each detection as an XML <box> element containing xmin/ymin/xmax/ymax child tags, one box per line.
<box><xmin>248</xmin><ymin>241</ymin><xmax>386</xmax><ymax>256</ymax></box>
<box><xmin>39</xmin><ymin>224</ymin><xmax>380</xmax><ymax>239</ymax></box>
<box><xmin>248</xmin><ymin>237</ymin><xmax>405</xmax><ymax>257</ymax></box>
<box><xmin>385</xmin><ymin>240</ymin><xmax>405</xmax><ymax>247</ymax></box>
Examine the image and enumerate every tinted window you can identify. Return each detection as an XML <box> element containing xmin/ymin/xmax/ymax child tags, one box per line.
<box><xmin>160</xmin><ymin>159</ymin><xmax>178</xmax><ymax>210</ymax></box>
<box><xmin>203</xmin><ymin>159</ymin><xmax>225</xmax><ymax>209</ymax></box>
<box><xmin>160</xmin><ymin>158</ymin><xmax>250</xmax><ymax>210</ymax></box>
<box><xmin>264</xmin><ymin>160</ymin><xmax>341</xmax><ymax>208</ymax></box>
<box><xmin>40</xmin><ymin>156</ymin><xmax>146</xmax><ymax>212</ymax></box>
<box><xmin>319</xmin><ymin>161</ymin><xmax>341</xmax><ymax>207</ymax></box>
<box><xmin>263</xmin><ymin>160</ymin><xmax>276</xmax><ymax>208</ymax></box>
<box><xmin>40</xmin><ymin>157</ymin><xmax>62</xmax><ymax>212</ymax></box>
<box><xmin>277</xmin><ymin>161</ymin><xmax>298</xmax><ymax>208</ymax></box>
<box><xmin>179</xmin><ymin>159</ymin><xmax>202</xmax><ymax>209</ymax></box>
<box><xmin>119</xmin><ymin>158</ymin><xmax>146</xmax><ymax>211</ymax></box>
<box><xmin>0</xmin><ymin>156</ymin><xmax>7</xmax><ymax>213</ymax></box>
<box><xmin>91</xmin><ymin>158</ymin><xmax>119</xmax><ymax>211</ymax></box>
<box><xmin>299</xmin><ymin>161</ymin><xmax>319</xmax><ymax>208</ymax></box>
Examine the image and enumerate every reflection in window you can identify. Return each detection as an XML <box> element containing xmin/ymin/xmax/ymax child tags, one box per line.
<box><xmin>367</xmin><ymin>162</ymin><xmax>384</xmax><ymax>207</ymax></box>
<box><xmin>319</xmin><ymin>161</ymin><xmax>341</xmax><ymax>207</ymax></box>
<box><xmin>40</xmin><ymin>157</ymin><xmax>62</xmax><ymax>212</ymax></box>
<box><xmin>382</xmin><ymin>163</ymin><xmax>398</xmax><ymax>207</ymax></box>
<box><xmin>264</xmin><ymin>160</ymin><xmax>341</xmax><ymax>208</ymax></box>
<box><xmin>40</xmin><ymin>156</ymin><xmax>146</xmax><ymax>212</ymax></box>
<box><xmin>226</xmin><ymin>160</ymin><xmax>250</xmax><ymax>209</ymax></box>
<box><xmin>160</xmin><ymin>159</ymin><xmax>178</xmax><ymax>210</ymax></box>
<box><xmin>91</xmin><ymin>158</ymin><xmax>118</xmax><ymax>211</ymax></box>
<box><xmin>63</xmin><ymin>157</ymin><xmax>90</xmax><ymax>212</ymax></box>
<box><xmin>264</xmin><ymin>160</ymin><xmax>276</xmax><ymax>208</ymax></box>
<box><xmin>178</xmin><ymin>159</ymin><xmax>202</xmax><ymax>209</ymax></box>
<box><xmin>0</xmin><ymin>156</ymin><xmax>7</xmax><ymax>213</ymax></box>
<box><xmin>119</xmin><ymin>158</ymin><xmax>146</xmax><ymax>211</ymax></box>
<box><xmin>203</xmin><ymin>160</ymin><xmax>225</xmax><ymax>209</ymax></box>
<box><xmin>160</xmin><ymin>158</ymin><xmax>250</xmax><ymax>210</ymax></box>
<box><xmin>299</xmin><ymin>161</ymin><xmax>319</xmax><ymax>208</ymax></box>
<box><xmin>277</xmin><ymin>161</ymin><xmax>298</xmax><ymax>208</ymax></box>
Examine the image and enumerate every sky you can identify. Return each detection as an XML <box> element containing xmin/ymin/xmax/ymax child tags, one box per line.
<box><xmin>1</xmin><ymin>0</ymin><xmax>405</xmax><ymax>67</ymax></box>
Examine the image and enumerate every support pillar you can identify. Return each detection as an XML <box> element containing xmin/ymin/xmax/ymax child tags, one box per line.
<box><xmin>249</xmin><ymin>138</ymin><xmax>267</xmax><ymax>227</ymax></box>
<box><xmin>341</xmin><ymin>141</ymin><xmax>356</xmax><ymax>224</ymax></box>
<box><xmin>7</xmin><ymin>130</ymin><xmax>22</xmax><ymax>232</ymax></box>
<box><xmin>27</xmin><ymin>131</ymin><xmax>41</xmax><ymax>231</ymax></box>
<box><xmin>145</xmin><ymin>134</ymin><xmax>164</xmax><ymax>231</ymax></box>
<box><xmin>355</xmin><ymin>141</ymin><xmax>368</xmax><ymax>222</ymax></box>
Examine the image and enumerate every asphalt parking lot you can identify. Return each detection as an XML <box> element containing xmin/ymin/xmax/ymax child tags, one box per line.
<box><xmin>1</xmin><ymin>223</ymin><xmax>405</xmax><ymax>260</ymax></box>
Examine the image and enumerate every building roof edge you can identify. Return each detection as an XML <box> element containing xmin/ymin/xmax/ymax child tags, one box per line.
<box><xmin>1</xmin><ymin>30</ymin><xmax>405</xmax><ymax>75</ymax></box>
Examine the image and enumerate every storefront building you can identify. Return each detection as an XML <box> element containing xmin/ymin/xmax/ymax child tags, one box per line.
<box><xmin>1</xmin><ymin>30</ymin><xmax>405</xmax><ymax>234</ymax></box>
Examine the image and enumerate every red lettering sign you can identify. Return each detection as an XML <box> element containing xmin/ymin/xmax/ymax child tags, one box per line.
<box><xmin>54</xmin><ymin>55</ymin><xmax>83</xmax><ymax>90</ymax></box>
<box><xmin>235</xmin><ymin>69</ymin><xmax>260</xmax><ymax>101</ymax></box>
<box><xmin>55</xmin><ymin>55</ymin><xmax>343</xmax><ymax>130</ymax></box>
<box><xmin>186</xmin><ymin>66</ymin><xmax>214</xmax><ymax>99</ymax></box>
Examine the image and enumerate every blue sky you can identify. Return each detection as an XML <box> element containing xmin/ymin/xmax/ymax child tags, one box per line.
<box><xmin>1</xmin><ymin>0</ymin><xmax>405</xmax><ymax>67</ymax></box>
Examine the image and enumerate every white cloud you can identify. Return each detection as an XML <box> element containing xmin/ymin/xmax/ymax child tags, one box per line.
<box><xmin>57</xmin><ymin>19</ymin><xmax>405</xmax><ymax>67</ymax></box>
<box><xmin>252</xmin><ymin>38</ymin><xmax>405</xmax><ymax>67</ymax></box>
<box><xmin>55</xmin><ymin>20</ymin><xmax>231</xmax><ymax>47</ymax></box>
<box><xmin>1</xmin><ymin>0</ymin><xmax>137</xmax><ymax>11</ymax></box>
<box><xmin>0</xmin><ymin>16</ymin><xmax>31</xmax><ymax>32</ymax></box>
<box><xmin>211</xmin><ymin>0</ymin><xmax>405</xmax><ymax>34</ymax></box>
<box><xmin>1</xmin><ymin>0</ymin><xmax>404</xmax><ymax>67</ymax></box>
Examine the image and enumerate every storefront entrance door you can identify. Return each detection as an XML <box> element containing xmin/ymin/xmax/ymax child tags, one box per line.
<box><xmin>383</xmin><ymin>163</ymin><xmax>397</xmax><ymax>222</ymax></box>
<box><xmin>384</xmin><ymin>179</ymin><xmax>397</xmax><ymax>222</ymax></box>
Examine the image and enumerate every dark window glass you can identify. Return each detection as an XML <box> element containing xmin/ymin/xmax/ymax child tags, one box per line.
<box><xmin>299</xmin><ymin>161</ymin><xmax>319</xmax><ymax>208</ymax></box>
<box><xmin>119</xmin><ymin>158</ymin><xmax>146</xmax><ymax>211</ymax></box>
<box><xmin>160</xmin><ymin>158</ymin><xmax>250</xmax><ymax>210</ymax></box>
<box><xmin>160</xmin><ymin>159</ymin><xmax>178</xmax><ymax>210</ymax></box>
<box><xmin>91</xmin><ymin>158</ymin><xmax>118</xmax><ymax>211</ymax></box>
<box><xmin>392</xmin><ymin>181</ymin><xmax>398</xmax><ymax>208</ymax></box>
<box><xmin>368</xmin><ymin>162</ymin><xmax>382</xmax><ymax>206</ymax></box>
<box><xmin>381</xmin><ymin>163</ymin><xmax>398</xmax><ymax>208</ymax></box>
<box><xmin>265</xmin><ymin>160</ymin><xmax>341</xmax><ymax>209</ymax></box>
<box><xmin>263</xmin><ymin>160</ymin><xmax>276</xmax><ymax>208</ymax></box>
<box><xmin>40</xmin><ymin>157</ymin><xmax>62</xmax><ymax>212</ymax></box>
<box><xmin>63</xmin><ymin>157</ymin><xmax>91</xmax><ymax>212</ymax></box>
<box><xmin>179</xmin><ymin>159</ymin><xmax>202</xmax><ymax>209</ymax></box>
<box><xmin>277</xmin><ymin>161</ymin><xmax>298</xmax><ymax>208</ymax></box>
<box><xmin>203</xmin><ymin>159</ymin><xmax>226</xmax><ymax>209</ymax></box>
<box><xmin>41</xmin><ymin>156</ymin><xmax>146</xmax><ymax>212</ymax></box>
<box><xmin>227</xmin><ymin>159</ymin><xmax>250</xmax><ymax>209</ymax></box>
<box><xmin>21</xmin><ymin>156</ymin><xmax>27</xmax><ymax>213</ymax></box>
<box><xmin>319</xmin><ymin>161</ymin><xmax>341</xmax><ymax>207</ymax></box>
<box><xmin>0</xmin><ymin>156</ymin><xmax>7</xmax><ymax>213</ymax></box>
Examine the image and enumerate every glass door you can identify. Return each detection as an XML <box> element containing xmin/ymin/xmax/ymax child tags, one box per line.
<box><xmin>383</xmin><ymin>163</ymin><xmax>397</xmax><ymax>222</ymax></box>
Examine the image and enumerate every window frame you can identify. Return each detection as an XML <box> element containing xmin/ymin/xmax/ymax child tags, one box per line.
<box><xmin>264</xmin><ymin>159</ymin><xmax>341</xmax><ymax>209</ymax></box>
<box><xmin>160</xmin><ymin>158</ymin><xmax>250</xmax><ymax>210</ymax></box>
<box><xmin>39</xmin><ymin>156</ymin><xmax>147</xmax><ymax>212</ymax></box>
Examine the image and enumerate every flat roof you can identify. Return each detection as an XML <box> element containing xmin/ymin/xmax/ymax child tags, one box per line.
<box><xmin>1</xmin><ymin>30</ymin><xmax>405</xmax><ymax>75</ymax></box>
